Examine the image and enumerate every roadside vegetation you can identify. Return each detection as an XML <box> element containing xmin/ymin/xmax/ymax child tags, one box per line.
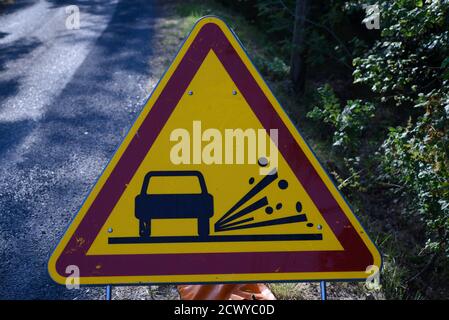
<box><xmin>0</xmin><ymin>0</ymin><xmax>14</xmax><ymax>12</ymax></box>
<box><xmin>170</xmin><ymin>0</ymin><xmax>449</xmax><ymax>299</ymax></box>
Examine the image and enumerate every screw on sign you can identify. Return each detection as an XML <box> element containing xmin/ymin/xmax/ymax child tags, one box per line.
<box><xmin>48</xmin><ymin>17</ymin><xmax>381</xmax><ymax>299</ymax></box>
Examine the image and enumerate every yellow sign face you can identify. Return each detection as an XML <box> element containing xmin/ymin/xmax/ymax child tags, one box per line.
<box><xmin>48</xmin><ymin>17</ymin><xmax>381</xmax><ymax>285</ymax></box>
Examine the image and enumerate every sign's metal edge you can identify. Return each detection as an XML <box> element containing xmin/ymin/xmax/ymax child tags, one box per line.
<box><xmin>47</xmin><ymin>15</ymin><xmax>382</xmax><ymax>286</ymax></box>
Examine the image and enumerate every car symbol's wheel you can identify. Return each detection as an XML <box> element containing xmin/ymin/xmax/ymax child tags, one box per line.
<box><xmin>139</xmin><ymin>220</ymin><xmax>151</xmax><ymax>237</ymax></box>
<box><xmin>198</xmin><ymin>218</ymin><xmax>210</xmax><ymax>238</ymax></box>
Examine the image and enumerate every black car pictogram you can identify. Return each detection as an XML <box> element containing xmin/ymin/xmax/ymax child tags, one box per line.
<box><xmin>135</xmin><ymin>171</ymin><xmax>214</xmax><ymax>238</ymax></box>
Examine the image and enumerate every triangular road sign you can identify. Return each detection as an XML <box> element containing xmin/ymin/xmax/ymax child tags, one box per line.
<box><xmin>49</xmin><ymin>17</ymin><xmax>381</xmax><ymax>285</ymax></box>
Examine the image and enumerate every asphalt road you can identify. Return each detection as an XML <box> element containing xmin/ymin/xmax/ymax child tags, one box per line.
<box><xmin>0</xmin><ymin>0</ymin><xmax>169</xmax><ymax>299</ymax></box>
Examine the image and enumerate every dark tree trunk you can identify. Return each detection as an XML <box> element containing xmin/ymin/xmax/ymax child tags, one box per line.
<box><xmin>290</xmin><ymin>0</ymin><xmax>309</xmax><ymax>94</ymax></box>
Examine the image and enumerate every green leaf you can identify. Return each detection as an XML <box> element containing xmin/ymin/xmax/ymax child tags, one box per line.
<box><xmin>441</xmin><ymin>57</ymin><xmax>449</xmax><ymax>69</ymax></box>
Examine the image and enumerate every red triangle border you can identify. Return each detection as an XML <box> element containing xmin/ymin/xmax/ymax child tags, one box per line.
<box><xmin>55</xmin><ymin>22</ymin><xmax>374</xmax><ymax>279</ymax></box>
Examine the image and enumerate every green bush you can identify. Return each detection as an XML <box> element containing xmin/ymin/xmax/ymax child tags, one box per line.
<box><xmin>353</xmin><ymin>0</ymin><xmax>449</xmax><ymax>259</ymax></box>
<box><xmin>307</xmin><ymin>84</ymin><xmax>341</xmax><ymax>126</ymax></box>
<box><xmin>307</xmin><ymin>84</ymin><xmax>375</xmax><ymax>151</ymax></box>
<box><xmin>253</xmin><ymin>55</ymin><xmax>290</xmax><ymax>80</ymax></box>
<box><xmin>309</xmin><ymin>0</ymin><xmax>449</xmax><ymax>263</ymax></box>
<box><xmin>381</xmin><ymin>93</ymin><xmax>449</xmax><ymax>257</ymax></box>
<box><xmin>353</xmin><ymin>1</ymin><xmax>449</xmax><ymax>106</ymax></box>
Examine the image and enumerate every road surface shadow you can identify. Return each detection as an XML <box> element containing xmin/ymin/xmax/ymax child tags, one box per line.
<box><xmin>0</xmin><ymin>36</ymin><xmax>41</xmax><ymax>108</ymax></box>
<box><xmin>0</xmin><ymin>0</ymin><xmax>171</xmax><ymax>299</ymax></box>
<box><xmin>46</xmin><ymin>0</ymin><xmax>117</xmax><ymax>17</ymax></box>
<box><xmin>0</xmin><ymin>0</ymin><xmax>37</xmax><ymax>15</ymax></box>
<box><xmin>0</xmin><ymin>77</ymin><xmax>20</xmax><ymax>108</ymax></box>
<box><xmin>0</xmin><ymin>36</ymin><xmax>42</xmax><ymax>157</ymax></box>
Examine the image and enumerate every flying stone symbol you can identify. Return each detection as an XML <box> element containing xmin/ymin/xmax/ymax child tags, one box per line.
<box><xmin>214</xmin><ymin>158</ymin><xmax>313</xmax><ymax>233</ymax></box>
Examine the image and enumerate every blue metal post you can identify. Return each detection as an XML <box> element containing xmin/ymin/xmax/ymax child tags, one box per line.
<box><xmin>106</xmin><ymin>285</ymin><xmax>112</xmax><ymax>300</ymax></box>
<box><xmin>320</xmin><ymin>281</ymin><xmax>327</xmax><ymax>300</ymax></box>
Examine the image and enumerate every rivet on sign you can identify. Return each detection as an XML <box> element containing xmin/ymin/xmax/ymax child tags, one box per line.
<box><xmin>317</xmin><ymin>225</ymin><xmax>323</xmax><ymax>230</ymax></box>
<box><xmin>258</xmin><ymin>157</ymin><xmax>268</xmax><ymax>167</ymax></box>
<box><xmin>232</xmin><ymin>90</ymin><xmax>237</xmax><ymax>95</ymax></box>
<box><xmin>187</xmin><ymin>90</ymin><xmax>193</xmax><ymax>95</ymax></box>
<box><xmin>107</xmin><ymin>228</ymin><xmax>113</xmax><ymax>233</ymax></box>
